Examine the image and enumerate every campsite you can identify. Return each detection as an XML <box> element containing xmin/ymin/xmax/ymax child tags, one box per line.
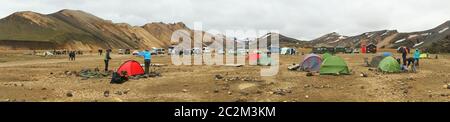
<box><xmin>0</xmin><ymin>7</ymin><xmax>450</xmax><ymax>102</ymax></box>
<box><xmin>1</xmin><ymin>49</ymin><xmax>449</xmax><ymax>102</ymax></box>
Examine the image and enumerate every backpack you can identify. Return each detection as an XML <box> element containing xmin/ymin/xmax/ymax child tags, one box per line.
<box><xmin>110</xmin><ymin>72</ymin><xmax>128</xmax><ymax>84</ymax></box>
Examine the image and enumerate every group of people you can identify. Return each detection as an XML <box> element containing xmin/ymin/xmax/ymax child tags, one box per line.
<box><xmin>55</xmin><ymin>50</ymin><xmax>83</xmax><ymax>55</ymax></box>
<box><xmin>398</xmin><ymin>46</ymin><xmax>421</xmax><ymax>72</ymax></box>
<box><xmin>98</xmin><ymin>49</ymin><xmax>104</xmax><ymax>56</ymax></box>
<box><xmin>102</xmin><ymin>49</ymin><xmax>152</xmax><ymax>75</ymax></box>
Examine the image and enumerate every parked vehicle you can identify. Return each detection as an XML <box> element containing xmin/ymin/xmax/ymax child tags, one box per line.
<box><xmin>227</xmin><ymin>49</ymin><xmax>236</xmax><ymax>55</ymax></box>
<box><xmin>237</xmin><ymin>49</ymin><xmax>247</xmax><ymax>55</ymax></box>
<box><xmin>124</xmin><ymin>49</ymin><xmax>131</xmax><ymax>54</ymax></box>
<box><xmin>152</xmin><ymin>48</ymin><xmax>165</xmax><ymax>55</ymax></box>
<box><xmin>192</xmin><ymin>48</ymin><xmax>202</xmax><ymax>55</ymax></box>
<box><xmin>118</xmin><ymin>49</ymin><xmax>125</xmax><ymax>55</ymax></box>
<box><xmin>203</xmin><ymin>47</ymin><xmax>211</xmax><ymax>53</ymax></box>
<box><xmin>168</xmin><ymin>46</ymin><xmax>175</xmax><ymax>55</ymax></box>
<box><xmin>344</xmin><ymin>48</ymin><xmax>353</xmax><ymax>54</ymax></box>
<box><xmin>312</xmin><ymin>47</ymin><xmax>335</xmax><ymax>54</ymax></box>
<box><xmin>335</xmin><ymin>46</ymin><xmax>346</xmax><ymax>54</ymax></box>
<box><xmin>353</xmin><ymin>49</ymin><xmax>360</xmax><ymax>53</ymax></box>
<box><xmin>217</xmin><ymin>49</ymin><xmax>225</xmax><ymax>54</ymax></box>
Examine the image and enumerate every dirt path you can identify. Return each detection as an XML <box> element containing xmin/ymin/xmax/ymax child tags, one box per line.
<box><xmin>0</xmin><ymin>55</ymin><xmax>128</xmax><ymax>68</ymax></box>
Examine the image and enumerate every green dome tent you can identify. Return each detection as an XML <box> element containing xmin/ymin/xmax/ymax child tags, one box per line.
<box><xmin>378</xmin><ymin>56</ymin><xmax>401</xmax><ymax>73</ymax></box>
<box><xmin>259</xmin><ymin>54</ymin><xmax>273</xmax><ymax>66</ymax></box>
<box><xmin>320</xmin><ymin>56</ymin><xmax>350</xmax><ymax>75</ymax></box>
<box><xmin>322</xmin><ymin>53</ymin><xmax>332</xmax><ymax>60</ymax></box>
<box><xmin>249</xmin><ymin>53</ymin><xmax>273</xmax><ymax>66</ymax></box>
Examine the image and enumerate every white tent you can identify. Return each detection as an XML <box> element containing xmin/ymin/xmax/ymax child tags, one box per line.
<box><xmin>132</xmin><ymin>50</ymin><xmax>140</xmax><ymax>55</ymax></box>
<box><xmin>281</xmin><ymin>47</ymin><xmax>296</xmax><ymax>55</ymax></box>
<box><xmin>44</xmin><ymin>51</ymin><xmax>54</xmax><ymax>56</ymax></box>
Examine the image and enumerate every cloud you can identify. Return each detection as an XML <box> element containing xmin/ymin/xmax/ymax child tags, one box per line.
<box><xmin>1</xmin><ymin>0</ymin><xmax>449</xmax><ymax>40</ymax></box>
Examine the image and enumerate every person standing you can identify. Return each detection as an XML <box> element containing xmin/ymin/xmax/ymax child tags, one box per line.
<box><xmin>104</xmin><ymin>49</ymin><xmax>112</xmax><ymax>71</ymax></box>
<box><xmin>413</xmin><ymin>49</ymin><xmax>420</xmax><ymax>67</ymax></box>
<box><xmin>400</xmin><ymin>46</ymin><xmax>409</xmax><ymax>66</ymax></box>
<box><xmin>99</xmin><ymin>49</ymin><xmax>103</xmax><ymax>56</ymax></box>
<box><xmin>71</xmin><ymin>51</ymin><xmax>74</xmax><ymax>61</ymax></box>
<box><xmin>69</xmin><ymin>51</ymin><xmax>75</xmax><ymax>61</ymax></box>
<box><xmin>71</xmin><ymin>51</ymin><xmax>77</xmax><ymax>61</ymax></box>
<box><xmin>139</xmin><ymin>49</ymin><xmax>152</xmax><ymax>74</ymax></box>
<box><xmin>68</xmin><ymin>51</ymin><xmax>72</xmax><ymax>61</ymax></box>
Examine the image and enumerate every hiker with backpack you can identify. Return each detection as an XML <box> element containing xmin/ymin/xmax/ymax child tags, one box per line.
<box><xmin>399</xmin><ymin>46</ymin><xmax>409</xmax><ymax>66</ymax></box>
<box><xmin>139</xmin><ymin>49</ymin><xmax>152</xmax><ymax>75</ymax></box>
<box><xmin>406</xmin><ymin>57</ymin><xmax>417</xmax><ymax>72</ymax></box>
<box><xmin>104</xmin><ymin>49</ymin><xmax>112</xmax><ymax>71</ymax></box>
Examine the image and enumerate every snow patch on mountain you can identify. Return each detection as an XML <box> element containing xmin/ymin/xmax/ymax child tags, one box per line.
<box><xmin>395</xmin><ymin>39</ymin><xmax>406</xmax><ymax>43</ymax></box>
<box><xmin>329</xmin><ymin>39</ymin><xmax>341</xmax><ymax>43</ymax></box>
<box><xmin>381</xmin><ymin>31</ymin><xmax>388</xmax><ymax>36</ymax></box>
<box><xmin>413</xmin><ymin>42</ymin><xmax>424</xmax><ymax>47</ymax></box>
<box><xmin>439</xmin><ymin>27</ymin><xmax>449</xmax><ymax>33</ymax></box>
<box><xmin>408</xmin><ymin>34</ymin><xmax>418</xmax><ymax>39</ymax></box>
<box><xmin>421</xmin><ymin>33</ymin><xmax>431</xmax><ymax>36</ymax></box>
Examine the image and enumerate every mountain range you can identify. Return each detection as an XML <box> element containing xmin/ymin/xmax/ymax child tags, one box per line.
<box><xmin>0</xmin><ymin>9</ymin><xmax>199</xmax><ymax>50</ymax></box>
<box><xmin>309</xmin><ymin>21</ymin><xmax>450</xmax><ymax>53</ymax></box>
<box><xmin>0</xmin><ymin>9</ymin><xmax>449</xmax><ymax>53</ymax></box>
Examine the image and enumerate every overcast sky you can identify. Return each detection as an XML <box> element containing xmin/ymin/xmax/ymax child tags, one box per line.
<box><xmin>1</xmin><ymin>0</ymin><xmax>450</xmax><ymax>40</ymax></box>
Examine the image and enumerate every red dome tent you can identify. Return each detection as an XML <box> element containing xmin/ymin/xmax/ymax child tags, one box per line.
<box><xmin>248</xmin><ymin>53</ymin><xmax>261</xmax><ymax>61</ymax></box>
<box><xmin>117</xmin><ymin>60</ymin><xmax>145</xmax><ymax>76</ymax></box>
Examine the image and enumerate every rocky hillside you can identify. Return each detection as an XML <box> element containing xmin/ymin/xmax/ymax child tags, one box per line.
<box><xmin>311</xmin><ymin>30</ymin><xmax>400</xmax><ymax>48</ymax></box>
<box><xmin>257</xmin><ymin>33</ymin><xmax>310</xmax><ymax>48</ymax></box>
<box><xmin>0</xmin><ymin>9</ymin><xmax>197</xmax><ymax>50</ymax></box>
<box><xmin>310</xmin><ymin>21</ymin><xmax>450</xmax><ymax>53</ymax></box>
<box><xmin>392</xmin><ymin>21</ymin><xmax>450</xmax><ymax>53</ymax></box>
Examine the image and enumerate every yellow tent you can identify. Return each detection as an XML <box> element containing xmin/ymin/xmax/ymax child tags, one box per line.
<box><xmin>419</xmin><ymin>53</ymin><xmax>429</xmax><ymax>59</ymax></box>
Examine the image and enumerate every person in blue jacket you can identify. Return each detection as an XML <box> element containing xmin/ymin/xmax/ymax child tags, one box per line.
<box><xmin>413</xmin><ymin>49</ymin><xmax>421</xmax><ymax>67</ymax></box>
<box><xmin>139</xmin><ymin>49</ymin><xmax>152</xmax><ymax>74</ymax></box>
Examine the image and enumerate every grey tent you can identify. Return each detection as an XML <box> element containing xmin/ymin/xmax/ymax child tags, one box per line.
<box><xmin>370</xmin><ymin>55</ymin><xmax>385</xmax><ymax>67</ymax></box>
<box><xmin>300</xmin><ymin>54</ymin><xmax>322</xmax><ymax>72</ymax></box>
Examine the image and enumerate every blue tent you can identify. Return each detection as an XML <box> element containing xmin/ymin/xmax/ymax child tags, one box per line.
<box><xmin>382</xmin><ymin>52</ymin><xmax>393</xmax><ymax>57</ymax></box>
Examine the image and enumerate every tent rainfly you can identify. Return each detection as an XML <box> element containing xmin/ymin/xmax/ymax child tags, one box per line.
<box><xmin>320</xmin><ymin>56</ymin><xmax>350</xmax><ymax>75</ymax></box>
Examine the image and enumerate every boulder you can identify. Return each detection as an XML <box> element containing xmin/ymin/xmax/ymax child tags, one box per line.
<box><xmin>114</xmin><ymin>91</ymin><xmax>123</xmax><ymax>95</ymax></box>
<box><xmin>215</xmin><ymin>75</ymin><xmax>223</xmax><ymax>80</ymax></box>
<box><xmin>66</xmin><ymin>92</ymin><xmax>73</xmax><ymax>97</ymax></box>
<box><xmin>288</xmin><ymin>64</ymin><xmax>300</xmax><ymax>70</ymax></box>
<box><xmin>104</xmin><ymin>91</ymin><xmax>110</xmax><ymax>97</ymax></box>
